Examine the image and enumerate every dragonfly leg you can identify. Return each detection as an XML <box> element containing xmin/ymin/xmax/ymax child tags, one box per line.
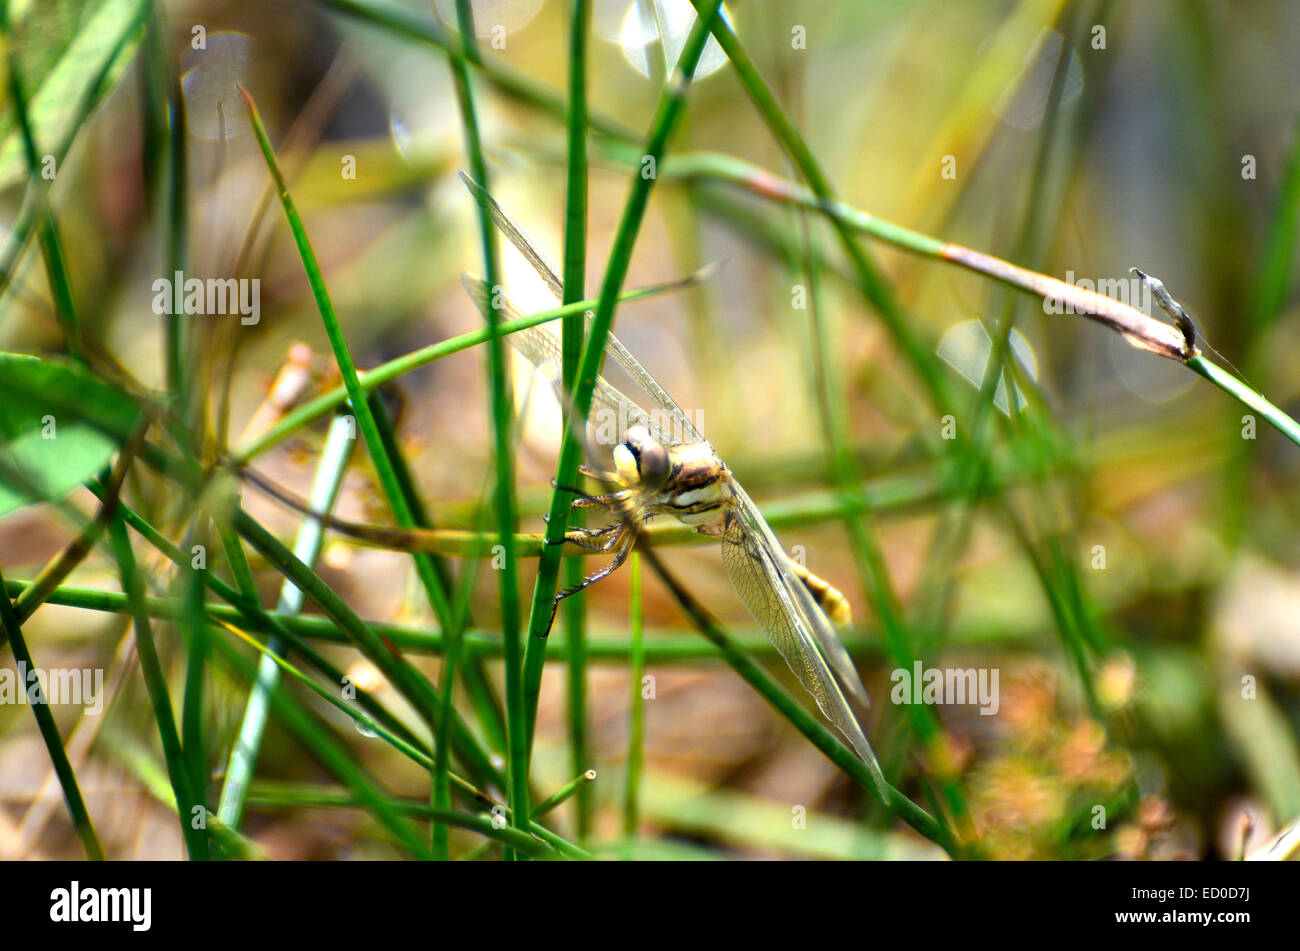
<box><xmin>572</xmin><ymin>492</ymin><xmax>624</xmax><ymax>510</ymax></box>
<box><xmin>561</xmin><ymin>523</ymin><xmax>626</xmax><ymax>551</ymax></box>
<box><xmin>541</xmin><ymin>521</ymin><xmax>623</xmax><ymax>551</ymax></box>
<box><xmin>545</xmin><ymin>526</ymin><xmax>636</xmax><ymax>632</ymax></box>
<box><xmin>550</xmin><ymin>480</ymin><xmax>599</xmax><ymax>502</ymax></box>
<box><xmin>543</xmin><ymin>491</ymin><xmax>623</xmax><ymax>534</ymax></box>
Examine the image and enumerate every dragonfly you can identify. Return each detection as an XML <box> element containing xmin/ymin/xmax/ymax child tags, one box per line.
<box><xmin>459</xmin><ymin>173</ymin><xmax>879</xmax><ymax>768</ymax></box>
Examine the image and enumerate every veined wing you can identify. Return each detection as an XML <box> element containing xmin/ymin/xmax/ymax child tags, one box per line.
<box><xmin>721</xmin><ymin>480</ymin><xmax>878</xmax><ymax>767</ymax></box>
<box><xmin>461</xmin><ymin>274</ymin><xmax>686</xmax><ymax>451</ymax></box>
<box><xmin>459</xmin><ymin>171</ymin><xmax>704</xmax><ymax>446</ymax></box>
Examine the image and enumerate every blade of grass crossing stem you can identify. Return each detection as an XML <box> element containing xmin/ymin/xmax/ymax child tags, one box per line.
<box><xmin>86</xmin><ymin>479</ymin><xmax>496</xmax><ymax>789</ymax></box>
<box><xmin>446</xmin><ymin>0</ymin><xmax>527</xmax><ymax>856</ymax></box>
<box><xmin>218</xmin><ymin>620</ymin><xmax>442</xmax><ymax>790</ymax></box>
<box><xmin>0</xmin><ymin>567</ymin><xmax>104</xmax><ymax>859</ymax></box>
<box><xmin>231</xmin><ymin>280</ymin><xmax>699</xmax><ymax>463</ymax></box>
<box><xmin>243</xmin><ymin>785</ymin><xmax>559</xmax><ymax>858</ymax></box>
<box><xmin>212</xmin><ymin>529</ymin><xmax>447</xmax><ymax>770</ymax></box>
<box><xmin>217</xmin><ymin>410</ymin><xmax>355</xmax><ymax>830</ymax></box>
<box><xmin>240</xmin><ymin>93</ymin><xmax>462</xmax><ymax>782</ymax></box>
<box><xmin>232</xmin><ymin>509</ymin><xmax>503</xmax><ymax>789</ymax></box>
<box><xmin>561</xmin><ymin>0</ymin><xmax>593</xmax><ymax>840</ymax></box>
<box><xmin>520</xmin><ymin>0</ymin><xmax>725</xmax><ymax>780</ymax></box>
<box><xmin>204</xmin><ymin>626</ymin><xmax>437</xmax><ymax>858</ymax></box>
<box><xmin>154</xmin><ymin>510</ymin><xmax>454</xmax><ymax>785</ymax></box>
<box><xmin>106</xmin><ymin>517</ymin><xmax>208</xmax><ymax>859</ymax></box>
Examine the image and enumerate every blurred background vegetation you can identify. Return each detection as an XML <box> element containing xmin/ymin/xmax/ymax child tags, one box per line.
<box><xmin>2</xmin><ymin>0</ymin><xmax>1300</xmax><ymax>860</ymax></box>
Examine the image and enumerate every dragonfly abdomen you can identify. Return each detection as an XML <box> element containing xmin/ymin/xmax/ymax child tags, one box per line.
<box><xmin>789</xmin><ymin>561</ymin><xmax>852</xmax><ymax>625</ymax></box>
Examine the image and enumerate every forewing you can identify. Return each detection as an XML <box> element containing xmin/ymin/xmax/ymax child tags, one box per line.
<box><xmin>584</xmin><ymin>313</ymin><xmax>704</xmax><ymax>446</ymax></box>
<box><xmin>459</xmin><ymin>171</ymin><xmax>702</xmax><ymax>446</ymax></box>
<box><xmin>461</xmin><ymin>274</ymin><xmax>684</xmax><ymax>450</ymax></box>
<box><xmin>720</xmin><ymin>482</ymin><xmax>878</xmax><ymax>766</ymax></box>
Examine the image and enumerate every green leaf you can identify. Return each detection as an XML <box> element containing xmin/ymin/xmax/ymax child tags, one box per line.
<box><xmin>0</xmin><ymin>352</ymin><xmax>142</xmax><ymax>516</ymax></box>
<box><xmin>0</xmin><ymin>0</ymin><xmax>146</xmax><ymax>191</ymax></box>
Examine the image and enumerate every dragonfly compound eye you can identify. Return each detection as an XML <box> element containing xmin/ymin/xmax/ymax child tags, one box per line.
<box><xmin>622</xmin><ymin>424</ymin><xmax>671</xmax><ymax>489</ymax></box>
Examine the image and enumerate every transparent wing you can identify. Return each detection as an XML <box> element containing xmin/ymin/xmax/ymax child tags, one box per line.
<box><xmin>589</xmin><ymin>315</ymin><xmax>704</xmax><ymax>446</ymax></box>
<box><xmin>721</xmin><ymin>481</ymin><xmax>878</xmax><ymax>766</ymax></box>
<box><xmin>461</xmin><ymin>274</ymin><xmax>685</xmax><ymax>450</ymax></box>
<box><xmin>727</xmin><ymin>484</ymin><xmax>870</xmax><ymax>714</ymax></box>
<box><xmin>459</xmin><ymin>170</ymin><xmax>703</xmax><ymax>446</ymax></box>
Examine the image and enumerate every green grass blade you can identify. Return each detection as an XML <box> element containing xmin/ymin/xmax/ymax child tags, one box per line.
<box><xmin>1187</xmin><ymin>354</ymin><xmax>1300</xmax><ymax>449</ymax></box>
<box><xmin>519</xmin><ymin>0</ymin><xmax>725</xmax><ymax>784</ymax></box>
<box><xmin>448</xmin><ymin>0</ymin><xmax>524</xmax><ymax>858</ymax></box>
<box><xmin>240</xmin><ymin>88</ymin><xmax>481</xmax><ymax>847</ymax></box>
<box><xmin>0</xmin><ymin>565</ymin><xmax>104</xmax><ymax>859</ymax></box>
<box><xmin>640</xmin><ymin>546</ymin><xmax>955</xmax><ymax>855</ymax></box>
<box><xmin>232</xmin><ymin>508</ymin><xmax>503</xmax><ymax>789</ymax></box>
<box><xmin>623</xmin><ymin>552</ymin><xmax>644</xmax><ymax>841</ymax></box>
<box><xmin>204</xmin><ymin>628</ymin><xmax>437</xmax><ymax>859</ymax></box>
<box><xmin>560</xmin><ymin>0</ymin><xmax>593</xmax><ymax>840</ymax></box>
<box><xmin>312</xmin><ymin>0</ymin><xmax>636</xmax><ymax>141</ymax></box>
<box><xmin>686</xmin><ymin>0</ymin><xmax>951</xmax><ymax>412</ymax></box>
<box><xmin>106</xmin><ymin>516</ymin><xmax>208</xmax><ymax>859</ymax></box>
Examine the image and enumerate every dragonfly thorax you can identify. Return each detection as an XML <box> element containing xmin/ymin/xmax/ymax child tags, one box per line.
<box><xmin>613</xmin><ymin>424</ymin><xmax>732</xmax><ymax>528</ymax></box>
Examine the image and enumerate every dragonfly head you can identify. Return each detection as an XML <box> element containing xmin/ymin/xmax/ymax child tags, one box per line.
<box><xmin>613</xmin><ymin>424</ymin><xmax>672</xmax><ymax>492</ymax></box>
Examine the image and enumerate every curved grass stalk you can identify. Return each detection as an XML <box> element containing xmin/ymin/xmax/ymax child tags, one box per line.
<box><xmin>633</xmin><ymin>147</ymin><xmax>1300</xmax><ymax>447</ymax></box>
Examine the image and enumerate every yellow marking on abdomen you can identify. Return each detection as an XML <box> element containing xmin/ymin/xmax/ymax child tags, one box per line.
<box><xmin>790</xmin><ymin>561</ymin><xmax>852</xmax><ymax>624</ymax></box>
